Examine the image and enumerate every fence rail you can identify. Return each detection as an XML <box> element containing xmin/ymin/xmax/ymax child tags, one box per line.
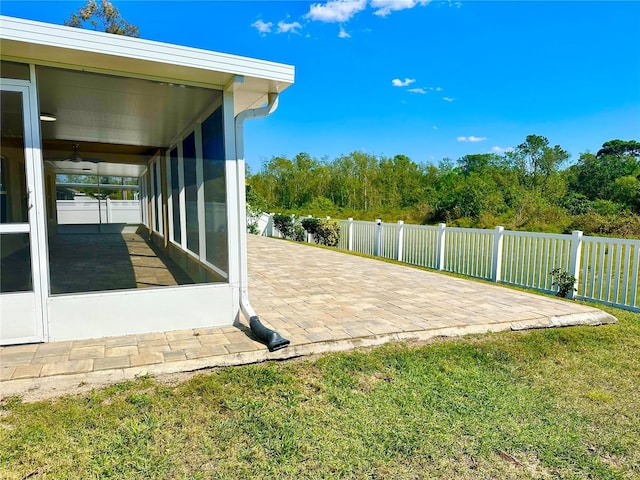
<box><xmin>259</xmin><ymin>214</ymin><xmax>640</xmax><ymax>312</ymax></box>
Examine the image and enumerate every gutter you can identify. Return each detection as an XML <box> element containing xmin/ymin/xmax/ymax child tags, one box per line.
<box><xmin>234</xmin><ymin>93</ymin><xmax>290</xmax><ymax>352</ymax></box>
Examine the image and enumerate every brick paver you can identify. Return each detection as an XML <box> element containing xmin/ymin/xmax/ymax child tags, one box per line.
<box><xmin>0</xmin><ymin>235</ymin><xmax>616</xmax><ymax>400</ymax></box>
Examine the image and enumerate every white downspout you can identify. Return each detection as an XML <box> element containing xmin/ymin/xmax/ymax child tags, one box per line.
<box><xmin>234</xmin><ymin>93</ymin><xmax>289</xmax><ymax>351</ymax></box>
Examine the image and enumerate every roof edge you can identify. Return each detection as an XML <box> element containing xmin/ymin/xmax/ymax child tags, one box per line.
<box><xmin>0</xmin><ymin>16</ymin><xmax>295</xmax><ymax>85</ymax></box>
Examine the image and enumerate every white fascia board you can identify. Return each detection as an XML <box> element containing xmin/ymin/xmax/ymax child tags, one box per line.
<box><xmin>0</xmin><ymin>16</ymin><xmax>294</xmax><ymax>87</ymax></box>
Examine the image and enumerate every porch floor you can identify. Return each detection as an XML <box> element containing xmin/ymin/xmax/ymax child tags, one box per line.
<box><xmin>1</xmin><ymin>235</ymin><xmax>616</xmax><ymax>401</ymax></box>
<box><xmin>48</xmin><ymin>231</ymin><xmax>193</xmax><ymax>294</ymax></box>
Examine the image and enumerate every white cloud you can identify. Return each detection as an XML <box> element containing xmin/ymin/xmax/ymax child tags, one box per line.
<box><xmin>338</xmin><ymin>26</ymin><xmax>351</xmax><ymax>38</ymax></box>
<box><xmin>443</xmin><ymin>96</ymin><xmax>455</xmax><ymax>102</ymax></box>
<box><xmin>491</xmin><ymin>146</ymin><xmax>513</xmax><ymax>154</ymax></box>
<box><xmin>277</xmin><ymin>20</ymin><xmax>302</xmax><ymax>34</ymax></box>
<box><xmin>392</xmin><ymin>78</ymin><xmax>416</xmax><ymax>87</ymax></box>
<box><xmin>252</xmin><ymin>19</ymin><xmax>273</xmax><ymax>34</ymax></box>
<box><xmin>371</xmin><ymin>0</ymin><xmax>431</xmax><ymax>17</ymax></box>
<box><xmin>408</xmin><ymin>87</ymin><xmax>426</xmax><ymax>94</ymax></box>
<box><xmin>305</xmin><ymin>0</ymin><xmax>367</xmax><ymax>23</ymax></box>
<box><xmin>457</xmin><ymin>136</ymin><xmax>487</xmax><ymax>143</ymax></box>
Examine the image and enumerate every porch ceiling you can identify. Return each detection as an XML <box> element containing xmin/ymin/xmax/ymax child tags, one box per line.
<box><xmin>37</xmin><ymin>66</ymin><xmax>222</xmax><ymax>149</ymax></box>
<box><xmin>36</xmin><ymin>65</ymin><xmax>221</xmax><ymax>177</ymax></box>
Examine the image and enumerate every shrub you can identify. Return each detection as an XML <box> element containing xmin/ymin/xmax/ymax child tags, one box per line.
<box><xmin>316</xmin><ymin>219</ymin><xmax>340</xmax><ymax>247</ymax></box>
<box><xmin>273</xmin><ymin>214</ymin><xmax>295</xmax><ymax>239</ymax></box>
<box><xmin>301</xmin><ymin>217</ymin><xmax>320</xmax><ymax>238</ymax></box>
<box><xmin>550</xmin><ymin>268</ymin><xmax>576</xmax><ymax>298</ymax></box>
<box><xmin>247</xmin><ymin>222</ymin><xmax>260</xmax><ymax>235</ymax></box>
<box><xmin>299</xmin><ymin>217</ymin><xmax>340</xmax><ymax>246</ymax></box>
<box><xmin>568</xmin><ymin>211</ymin><xmax>640</xmax><ymax>238</ymax></box>
<box><xmin>293</xmin><ymin>224</ymin><xmax>307</xmax><ymax>242</ymax></box>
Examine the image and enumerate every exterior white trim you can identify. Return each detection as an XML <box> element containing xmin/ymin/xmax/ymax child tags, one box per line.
<box><xmin>223</xmin><ymin>89</ymin><xmax>240</xmax><ymax>292</ymax></box>
<box><xmin>0</xmin><ymin>224</ymin><xmax>30</xmax><ymax>234</ymax></box>
<box><xmin>195</xmin><ymin>124</ymin><xmax>206</xmax><ymax>265</ymax></box>
<box><xmin>0</xmin><ymin>16</ymin><xmax>294</xmax><ymax>84</ymax></box>
<box><xmin>27</xmin><ymin>64</ymin><xmax>50</xmax><ymax>340</ymax></box>
<box><xmin>154</xmin><ymin>157</ymin><xmax>164</xmax><ymax>236</ymax></box>
<box><xmin>178</xmin><ymin>142</ymin><xmax>187</xmax><ymax>250</ymax></box>
<box><xmin>166</xmin><ymin>150</ymin><xmax>174</xmax><ymax>243</ymax></box>
<box><xmin>0</xmin><ymin>81</ymin><xmax>46</xmax><ymax>343</ymax></box>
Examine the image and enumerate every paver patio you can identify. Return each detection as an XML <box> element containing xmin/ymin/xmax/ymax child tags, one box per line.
<box><xmin>0</xmin><ymin>235</ymin><xmax>616</xmax><ymax>400</ymax></box>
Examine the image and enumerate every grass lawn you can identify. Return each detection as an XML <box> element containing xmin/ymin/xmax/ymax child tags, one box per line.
<box><xmin>1</xmin><ymin>304</ymin><xmax>638</xmax><ymax>479</ymax></box>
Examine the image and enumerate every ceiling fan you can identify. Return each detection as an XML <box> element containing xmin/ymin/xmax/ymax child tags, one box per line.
<box><xmin>49</xmin><ymin>144</ymin><xmax>103</xmax><ymax>163</ymax></box>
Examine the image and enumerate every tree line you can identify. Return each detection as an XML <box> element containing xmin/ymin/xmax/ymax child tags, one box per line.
<box><xmin>247</xmin><ymin>136</ymin><xmax>640</xmax><ymax>236</ymax></box>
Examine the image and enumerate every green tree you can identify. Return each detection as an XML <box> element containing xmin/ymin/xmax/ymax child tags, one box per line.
<box><xmin>508</xmin><ymin>135</ymin><xmax>569</xmax><ymax>193</ymax></box>
<box><xmin>457</xmin><ymin>153</ymin><xmax>502</xmax><ymax>176</ymax></box>
<box><xmin>568</xmin><ymin>141</ymin><xmax>639</xmax><ymax>208</ymax></box>
<box><xmin>65</xmin><ymin>0</ymin><xmax>140</xmax><ymax>37</ymax></box>
<box><xmin>378</xmin><ymin>154</ymin><xmax>424</xmax><ymax>208</ymax></box>
<box><xmin>596</xmin><ymin>139</ymin><xmax>640</xmax><ymax>158</ymax></box>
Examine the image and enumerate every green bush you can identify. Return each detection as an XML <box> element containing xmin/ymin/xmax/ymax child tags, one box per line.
<box><xmin>568</xmin><ymin>210</ymin><xmax>640</xmax><ymax>238</ymax></box>
<box><xmin>301</xmin><ymin>217</ymin><xmax>320</xmax><ymax>237</ymax></box>
<box><xmin>293</xmin><ymin>224</ymin><xmax>307</xmax><ymax>242</ymax></box>
<box><xmin>316</xmin><ymin>219</ymin><xmax>340</xmax><ymax>247</ymax></box>
<box><xmin>299</xmin><ymin>217</ymin><xmax>340</xmax><ymax>246</ymax></box>
<box><xmin>550</xmin><ymin>268</ymin><xmax>577</xmax><ymax>298</ymax></box>
<box><xmin>273</xmin><ymin>214</ymin><xmax>295</xmax><ymax>239</ymax></box>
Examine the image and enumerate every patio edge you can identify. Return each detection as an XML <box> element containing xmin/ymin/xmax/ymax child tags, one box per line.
<box><xmin>0</xmin><ymin>309</ymin><xmax>617</xmax><ymax>402</ymax></box>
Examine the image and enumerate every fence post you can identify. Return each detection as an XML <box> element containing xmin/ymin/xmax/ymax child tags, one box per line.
<box><xmin>436</xmin><ymin>223</ymin><xmax>446</xmax><ymax>270</ymax></box>
<box><xmin>396</xmin><ymin>220</ymin><xmax>404</xmax><ymax>262</ymax></box>
<box><xmin>307</xmin><ymin>215</ymin><xmax>313</xmax><ymax>243</ymax></box>
<box><xmin>491</xmin><ymin>226</ymin><xmax>505</xmax><ymax>282</ymax></box>
<box><xmin>347</xmin><ymin>217</ymin><xmax>354</xmax><ymax>251</ymax></box>
<box><xmin>374</xmin><ymin>219</ymin><xmax>382</xmax><ymax>257</ymax></box>
<box><xmin>105</xmin><ymin>197</ymin><xmax>111</xmax><ymax>224</ymax></box>
<box><xmin>569</xmin><ymin>230</ymin><xmax>583</xmax><ymax>300</ymax></box>
<box><xmin>267</xmin><ymin>213</ymin><xmax>274</xmax><ymax>237</ymax></box>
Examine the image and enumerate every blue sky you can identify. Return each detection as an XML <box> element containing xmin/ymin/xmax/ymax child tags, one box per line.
<box><xmin>2</xmin><ymin>1</ymin><xmax>639</xmax><ymax>172</ymax></box>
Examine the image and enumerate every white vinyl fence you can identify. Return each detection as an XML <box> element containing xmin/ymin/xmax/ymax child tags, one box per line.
<box><xmin>261</xmin><ymin>214</ymin><xmax>640</xmax><ymax>312</ymax></box>
<box><xmin>57</xmin><ymin>199</ymin><xmax>141</xmax><ymax>225</ymax></box>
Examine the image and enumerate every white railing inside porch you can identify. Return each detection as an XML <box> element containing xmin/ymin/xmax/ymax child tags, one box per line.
<box><xmin>258</xmin><ymin>214</ymin><xmax>640</xmax><ymax>312</ymax></box>
<box><xmin>57</xmin><ymin>199</ymin><xmax>142</xmax><ymax>225</ymax></box>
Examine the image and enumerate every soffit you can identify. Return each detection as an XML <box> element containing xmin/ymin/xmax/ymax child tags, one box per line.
<box><xmin>37</xmin><ymin>66</ymin><xmax>222</xmax><ymax>148</ymax></box>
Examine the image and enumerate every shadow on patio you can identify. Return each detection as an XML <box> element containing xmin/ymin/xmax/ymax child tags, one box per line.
<box><xmin>48</xmin><ymin>230</ymin><xmax>193</xmax><ymax>294</ymax></box>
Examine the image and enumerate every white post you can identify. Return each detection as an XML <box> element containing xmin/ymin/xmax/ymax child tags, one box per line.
<box><xmin>374</xmin><ymin>219</ymin><xmax>382</xmax><ymax>257</ymax></box>
<box><xmin>436</xmin><ymin>223</ymin><xmax>446</xmax><ymax>270</ymax></box>
<box><xmin>267</xmin><ymin>213</ymin><xmax>274</xmax><ymax>237</ymax></box>
<box><xmin>290</xmin><ymin>213</ymin><xmax>296</xmax><ymax>239</ymax></box>
<box><xmin>491</xmin><ymin>226</ymin><xmax>505</xmax><ymax>282</ymax></box>
<box><xmin>307</xmin><ymin>215</ymin><xmax>313</xmax><ymax>243</ymax></box>
<box><xmin>569</xmin><ymin>230</ymin><xmax>583</xmax><ymax>299</ymax></box>
<box><xmin>105</xmin><ymin>197</ymin><xmax>111</xmax><ymax>224</ymax></box>
<box><xmin>348</xmin><ymin>217</ymin><xmax>354</xmax><ymax>251</ymax></box>
<box><xmin>396</xmin><ymin>220</ymin><xmax>404</xmax><ymax>262</ymax></box>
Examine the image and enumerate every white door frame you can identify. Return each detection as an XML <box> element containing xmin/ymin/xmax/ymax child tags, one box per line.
<box><xmin>0</xmin><ymin>74</ymin><xmax>49</xmax><ymax>345</ymax></box>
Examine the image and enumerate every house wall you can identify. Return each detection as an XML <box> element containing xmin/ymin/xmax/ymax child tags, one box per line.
<box><xmin>47</xmin><ymin>283</ymin><xmax>234</xmax><ymax>341</ymax></box>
